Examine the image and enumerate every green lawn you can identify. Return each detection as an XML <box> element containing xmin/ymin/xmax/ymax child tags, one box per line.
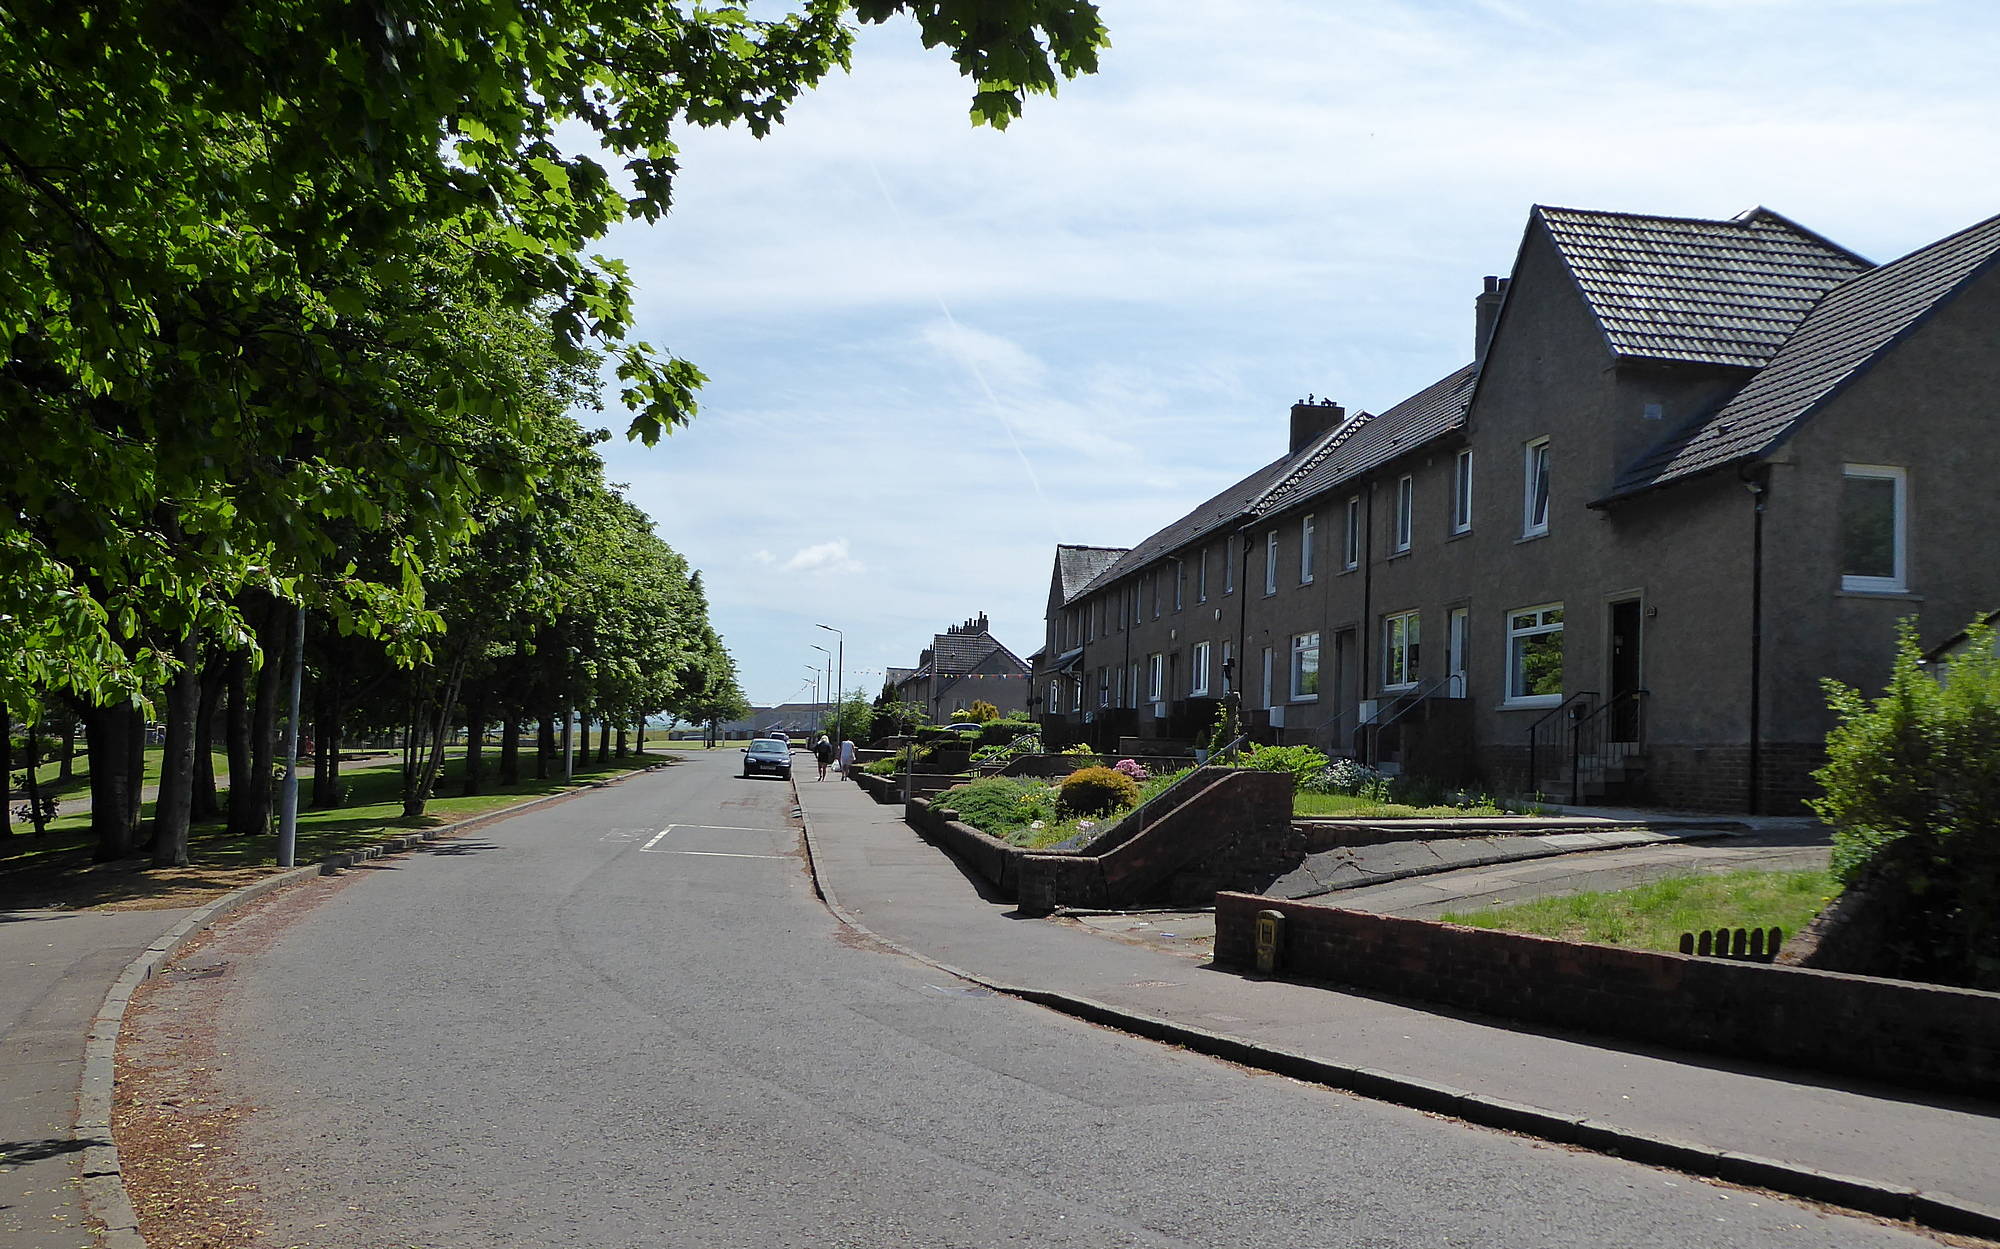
<box><xmin>10</xmin><ymin>745</ymin><xmax>233</xmax><ymax>806</ymax></box>
<box><xmin>0</xmin><ymin>748</ymin><xmax>664</xmax><ymax>908</ymax></box>
<box><xmin>1294</xmin><ymin>791</ymin><xmax>1512</xmax><ymax>819</ymax></box>
<box><xmin>1439</xmin><ymin>868</ymin><xmax>1836</xmax><ymax>953</ymax></box>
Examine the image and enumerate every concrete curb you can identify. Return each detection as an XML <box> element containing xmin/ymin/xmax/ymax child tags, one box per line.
<box><xmin>791</xmin><ymin>791</ymin><xmax>2000</xmax><ymax>1242</ymax></box>
<box><xmin>75</xmin><ymin>761</ymin><xmax>667</xmax><ymax>1247</ymax></box>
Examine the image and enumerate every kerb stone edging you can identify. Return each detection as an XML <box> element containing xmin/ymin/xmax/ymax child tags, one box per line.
<box><xmin>76</xmin><ymin>761</ymin><xmax>665</xmax><ymax>1248</ymax></box>
<box><xmin>790</xmin><ymin>782</ymin><xmax>2000</xmax><ymax>1242</ymax></box>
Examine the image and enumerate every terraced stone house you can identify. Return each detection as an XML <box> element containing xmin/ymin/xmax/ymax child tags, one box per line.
<box><xmin>1036</xmin><ymin>204</ymin><xmax>2000</xmax><ymax>811</ymax></box>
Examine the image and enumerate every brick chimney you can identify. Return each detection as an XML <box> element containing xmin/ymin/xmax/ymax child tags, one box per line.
<box><xmin>1475</xmin><ymin>275</ymin><xmax>1509</xmax><ymax>367</ymax></box>
<box><xmin>1289</xmin><ymin>397</ymin><xmax>1345</xmax><ymax>454</ymax></box>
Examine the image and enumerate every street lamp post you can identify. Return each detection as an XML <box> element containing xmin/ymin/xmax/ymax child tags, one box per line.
<box><xmin>811</xmin><ymin>643</ymin><xmax>832</xmax><ymax>735</ymax></box>
<box><xmin>816</xmin><ymin>624</ymin><xmax>844</xmax><ymax>741</ymax></box>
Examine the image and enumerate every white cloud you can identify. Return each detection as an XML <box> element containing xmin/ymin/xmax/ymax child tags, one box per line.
<box><xmin>780</xmin><ymin>539</ymin><xmax>865</xmax><ymax>576</ymax></box>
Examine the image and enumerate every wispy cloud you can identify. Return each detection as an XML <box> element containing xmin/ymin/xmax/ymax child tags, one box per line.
<box><xmin>781</xmin><ymin>539</ymin><xmax>865</xmax><ymax>576</ymax></box>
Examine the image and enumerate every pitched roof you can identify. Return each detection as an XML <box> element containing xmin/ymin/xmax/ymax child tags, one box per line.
<box><xmin>1537</xmin><ymin>205</ymin><xmax>1871</xmax><ymax>367</ymax></box>
<box><xmin>1608</xmin><ymin>212</ymin><xmax>2000</xmax><ymax>499</ymax></box>
<box><xmin>1252</xmin><ymin>364</ymin><xmax>1477</xmax><ymax>517</ymax></box>
<box><xmin>1055</xmin><ymin>545</ymin><xmax>1128</xmax><ymax>604</ymax></box>
<box><xmin>1075</xmin><ymin>420</ymin><xmax>1362</xmax><ymax>597</ymax></box>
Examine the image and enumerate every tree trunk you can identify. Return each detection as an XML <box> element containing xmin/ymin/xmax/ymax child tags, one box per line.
<box><xmin>595</xmin><ymin>715</ymin><xmax>609</xmax><ymax>764</ymax></box>
<box><xmin>223</xmin><ymin>651</ymin><xmax>251</xmax><ymax>824</ymax></box>
<box><xmin>124</xmin><ymin>701</ymin><xmax>145</xmax><ymax>844</ymax></box>
<box><xmin>311</xmin><ymin>678</ymin><xmax>343</xmax><ymax>810</ymax></box>
<box><xmin>535</xmin><ymin>714</ymin><xmax>554</xmax><ymax>780</ymax></box>
<box><xmin>462</xmin><ymin>682</ymin><xmax>486</xmax><ymax>797</ymax></box>
<box><xmin>615</xmin><ymin>723</ymin><xmax>628</xmax><ymax>757</ymax></box>
<box><xmin>228</xmin><ymin>603</ymin><xmax>286</xmax><ymax>839</ymax></box>
<box><xmin>499</xmin><ymin>712</ymin><xmax>521</xmax><ymax>785</ymax></box>
<box><xmin>84</xmin><ymin>702</ymin><xmax>142</xmax><ymax>860</ymax></box>
<box><xmin>636</xmin><ymin>720</ymin><xmax>645</xmax><ymax>754</ymax></box>
<box><xmin>403</xmin><ymin>651</ymin><xmax>470</xmax><ymax>818</ymax></box>
<box><xmin>1</xmin><ymin>702</ymin><xmax>12</xmax><ymax>839</ymax></box>
<box><xmin>58</xmin><ymin>714</ymin><xmax>76</xmax><ymax>782</ymax></box>
<box><xmin>191</xmin><ymin>653</ymin><xmax>226</xmax><ymax>821</ymax></box>
<box><xmin>152</xmin><ymin>634</ymin><xmax>201</xmax><ymax>865</ymax></box>
<box><xmin>23</xmin><ymin>717</ymin><xmax>47</xmax><ymax>834</ymax></box>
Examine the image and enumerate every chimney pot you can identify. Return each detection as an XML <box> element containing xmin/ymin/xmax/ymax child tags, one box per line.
<box><xmin>1289</xmin><ymin>399</ymin><xmax>1345</xmax><ymax>454</ymax></box>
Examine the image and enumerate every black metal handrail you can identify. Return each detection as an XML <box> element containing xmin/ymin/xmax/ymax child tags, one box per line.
<box><xmin>1564</xmin><ymin>688</ymin><xmax>1650</xmax><ymax>804</ymax></box>
<box><xmin>1526</xmin><ymin>690</ymin><xmax>1596</xmax><ymax>798</ymax></box>
<box><xmin>1354</xmin><ymin>674</ymin><xmax>1460</xmax><ymax>765</ymax></box>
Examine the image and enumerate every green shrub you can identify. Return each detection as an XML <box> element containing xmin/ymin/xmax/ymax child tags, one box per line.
<box><xmin>976</xmin><ymin>718</ymin><xmax>1037</xmax><ymax>748</ymax></box>
<box><xmin>1055</xmin><ymin>765</ymin><xmax>1141</xmax><ymax>817</ymax></box>
<box><xmin>1238</xmin><ymin>742</ymin><xmax>1329</xmax><ymax>791</ymax></box>
<box><xmin>937</xmin><ymin>777</ymin><xmax>1054</xmax><ymax>837</ymax></box>
<box><xmin>966</xmin><ymin>700</ymin><xmax>1000</xmax><ymax>723</ymax></box>
<box><xmin>860</xmin><ymin>757</ymin><xmax>899</xmax><ymax>777</ymax></box>
<box><xmin>1811</xmin><ymin>621</ymin><xmax>2000</xmax><ymax>988</ymax></box>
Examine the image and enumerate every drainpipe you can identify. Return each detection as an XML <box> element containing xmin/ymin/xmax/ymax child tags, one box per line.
<box><xmin>1744</xmin><ymin>466</ymin><xmax>1769</xmax><ymax>815</ymax></box>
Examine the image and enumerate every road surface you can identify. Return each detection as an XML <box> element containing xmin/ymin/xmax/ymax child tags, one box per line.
<box><xmin>120</xmin><ymin>751</ymin><xmax>1930</xmax><ymax>1248</ymax></box>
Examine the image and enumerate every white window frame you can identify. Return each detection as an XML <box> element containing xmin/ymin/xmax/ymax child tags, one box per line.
<box><xmin>1343</xmin><ymin>495</ymin><xmax>1361</xmax><ymax>570</ymax></box>
<box><xmin>1147</xmin><ymin>653</ymin><xmax>1164</xmax><ymax>702</ymax></box>
<box><xmin>1191</xmin><ymin>641</ymin><xmax>1211</xmax><ymax>695</ymax></box>
<box><xmin>1394</xmin><ymin>475</ymin><xmax>1414</xmax><ymax>553</ymax></box>
<box><xmin>1452</xmin><ymin>448</ymin><xmax>1473</xmax><ymax>534</ymax></box>
<box><xmin>1300</xmin><ymin>513</ymin><xmax>1316</xmax><ymax>583</ymax></box>
<box><xmin>1127</xmin><ymin>661</ymin><xmax>1140</xmax><ymax>708</ymax></box>
<box><xmin>1523</xmin><ymin>437</ymin><xmax>1551</xmax><ymax>537</ymax></box>
<box><xmin>1114</xmin><ymin>665</ymin><xmax>1125</xmax><ymax>707</ymax></box>
<box><xmin>1504</xmin><ymin>603</ymin><xmax>1565</xmax><ymax>707</ymax></box>
<box><xmin>1290</xmin><ymin>631</ymin><xmax>1321</xmax><ymax>701</ymax></box>
<box><xmin>1047</xmin><ymin>681</ymin><xmax>1059</xmax><ymax>712</ymax></box>
<box><xmin>1152</xmin><ymin>571</ymin><xmax>1161</xmax><ymax>619</ymax></box>
<box><xmin>1197</xmin><ymin>547</ymin><xmax>1209</xmax><ymax>602</ymax></box>
<box><xmin>1097</xmin><ymin>668</ymin><xmax>1110</xmax><ymax>708</ymax></box>
<box><xmin>1264</xmin><ymin>530</ymin><xmax>1279</xmax><ymax>595</ymax></box>
<box><xmin>1223</xmin><ymin>539</ymin><xmax>1234</xmax><ymax>595</ymax></box>
<box><xmin>1260</xmin><ymin>646</ymin><xmax>1274</xmax><ymax>709</ymax></box>
<box><xmin>1383</xmin><ymin>610</ymin><xmax>1420</xmax><ymax>691</ymax></box>
<box><xmin>1447</xmin><ymin>606</ymin><xmax>1469</xmax><ymax>697</ymax></box>
<box><xmin>1070</xmin><ymin>677</ymin><xmax>1083</xmax><ymax>712</ymax></box>
<box><xmin>1840</xmin><ymin>464</ymin><xmax>1908</xmax><ymax>593</ymax></box>
<box><xmin>1174</xmin><ymin>560</ymin><xmax>1185</xmax><ymax>612</ymax></box>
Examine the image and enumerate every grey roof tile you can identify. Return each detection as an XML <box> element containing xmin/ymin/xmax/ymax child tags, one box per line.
<box><xmin>1252</xmin><ymin>364</ymin><xmax>1477</xmax><ymax>516</ymax></box>
<box><xmin>1609</xmin><ymin>212</ymin><xmax>2000</xmax><ymax>498</ymax></box>
<box><xmin>1539</xmin><ymin>206</ymin><xmax>1871</xmax><ymax>366</ymax></box>
<box><xmin>1055</xmin><ymin>545</ymin><xmax>1128</xmax><ymax>603</ymax></box>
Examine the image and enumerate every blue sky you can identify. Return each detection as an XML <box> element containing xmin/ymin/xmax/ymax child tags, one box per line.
<box><xmin>588</xmin><ymin>0</ymin><xmax>2000</xmax><ymax>708</ymax></box>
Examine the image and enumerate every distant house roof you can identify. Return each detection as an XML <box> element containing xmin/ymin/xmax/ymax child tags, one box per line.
<box><xmin>1537</xmin><ymin>205</ymin><xmax>1872</xmax><ymax>368</ymax></box>
<box><xmin>1607</xmin><ymin>212</ymin><xmax>2000</xmax><ymax>499</ymax></box>
<box><xmin>1253</xmin><ymin>365</ymin><xmax>1478</xmax><ymax>517</ymax></box>
<box><xmin>1055</xmin><ymin>544</ymin><xmax>1129</xmax><ymax>604</ymax></box>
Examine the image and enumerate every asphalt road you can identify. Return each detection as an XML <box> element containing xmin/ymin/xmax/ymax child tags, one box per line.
<box><xmin>129</xmin><ymin>752</ymin><xmax>1931</xmax><ymax>1248</ymax></box>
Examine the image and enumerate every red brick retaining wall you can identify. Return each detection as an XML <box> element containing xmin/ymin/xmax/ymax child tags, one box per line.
<box><xmin>1214</xmin><ymin>893</ymin><xmax>2000</xmax><ymax>1098</ymax></box>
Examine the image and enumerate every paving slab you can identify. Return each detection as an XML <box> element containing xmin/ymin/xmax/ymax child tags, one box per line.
<box><xmin>796</xmin><ymin>776</ymin><xmax>1998</xmax><ymax>1222</ymax></box>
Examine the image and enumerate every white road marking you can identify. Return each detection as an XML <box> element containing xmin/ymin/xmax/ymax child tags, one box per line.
<box><xmin>655</xmin><ymin>850</ymin><xmax>791</xmax><ymax>860</ymax></box>
<box><xmin>641</xmin><ymin>826</ymin><xmax>678</xmax><ymax>850</ymax></box>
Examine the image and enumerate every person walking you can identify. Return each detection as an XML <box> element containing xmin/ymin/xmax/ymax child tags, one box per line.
<box><xmin>811</xmin><ymin>734</ymin><xmax>834</xmax><ymax>781</ymax></box>
<box><xmin>837</xmin><ymin>737</ymin><xmax>856</xmax><ymax>778</ymax></box>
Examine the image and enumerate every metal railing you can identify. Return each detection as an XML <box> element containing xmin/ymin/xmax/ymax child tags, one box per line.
<box><xmin>1563</xmin><ymin>688</ymin><xmax>1650</xmax><ymax>804</ymax></box>
<box><xmin>1525</xmin><ymin>690</ymin><xmax>1596</xmax><ymax>799</ymax></box>
<box><xmin>1354</xmin><ymin>673</ymin><xmax>1462</xmax><ymax>765</ymax></box>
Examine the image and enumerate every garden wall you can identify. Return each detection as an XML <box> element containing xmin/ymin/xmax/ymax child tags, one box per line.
<box><xmin>1213</xmin><ymin>893</ymin><xmax>2000</xmax><ymax>1099</ymax></box>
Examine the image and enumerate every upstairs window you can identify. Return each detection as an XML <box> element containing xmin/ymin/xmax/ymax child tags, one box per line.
<box><xmin>1452</xmin><ymin>448</ymin><xmax>1473</xmax><ymax>534</ymax></box>
<box><xmin>1223</xmin><ymin>539</ymin><xmax>1235</xmax><ymax>595</ymax></box>
<box><xmin>1174</xmin><ymin>560</ymin><xmax>1185</xmax><ymax>611</ymax></box>
<box><xmin>1523</xmin><ymin>438</ymin><xmax>1551</xmax><ymax>537</ymax></box>
<box><xmin>1197</xmin><ymin>547</ymin><xmax>1209</xmax><ymax>602</ymax></box>
<box><xmin>1300</xmin><ymin>513</ymin><xmax>1317</xmax><ymax>583</ymax></box>
<box><xmin>1841</xmin><ymin>465</ymin><xmax>1907</xmax><ymax>593</ymax></box>
<box><xmin>1343</xmin><ymin>496</ymin><xmax>1361</xmax><ymax>570</ymax></box>
<box><xmin>1394</xmin><ymin>476</ymin><xmax>1414</xmax><ymax>553</ymax></box>
<box><xmin>1264</xmin><ymin>531</ymin><xmax>1278</xmax><ymax>595</ymax></box>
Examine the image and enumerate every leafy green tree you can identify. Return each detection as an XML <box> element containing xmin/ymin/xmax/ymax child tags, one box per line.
<box><xmin>824</xmin><ymin>689</ymin><xmax>874</xmax><ymax>744</ymax></box>
<box><xmin>1811</xmin><ymin>622</ymin><xmax>2000</xmax><ymax>988</ymax></box>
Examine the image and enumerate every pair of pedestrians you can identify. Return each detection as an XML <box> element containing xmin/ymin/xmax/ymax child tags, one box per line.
<box><xmin>809</xmin><ymin>735</ymin><xmax>855</xmax><ymax>780</ymax></box>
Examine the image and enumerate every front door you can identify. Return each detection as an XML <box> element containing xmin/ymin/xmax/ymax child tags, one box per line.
<box><xmin>1609</xmin><ymin>598</ymin><xmax>1643</xmax><ymax>742</ymax></box>
<box><xmin>1333</xmin><ymin>628</ymin><xmax>1357</xmax><ymax>752</ymax></box>
<box><xmin>1447</xmin><ymin>607</ymin><xmax>1468</xmax><ymax>697</ymax></box>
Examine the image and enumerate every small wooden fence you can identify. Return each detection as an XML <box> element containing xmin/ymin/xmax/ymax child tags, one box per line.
<box><xmin>1679</xmin><ymin>926</ymin><xmax>1782</xmax><ymax>962</ymax></box>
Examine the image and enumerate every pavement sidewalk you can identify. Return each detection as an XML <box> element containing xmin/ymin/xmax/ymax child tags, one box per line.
<box><xmin>795</xmin><ymin>774</ymin><xmax>2000</xmax><ymax>1230</ymax></box>
<box><xmin>1</xmin><ymin>907</ymin><xmax>195</xmax><ymax>1249</ymax></box>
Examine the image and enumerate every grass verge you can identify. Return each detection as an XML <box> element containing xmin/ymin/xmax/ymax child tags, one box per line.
<box><xmin>1294</xmin><ymin>791</ymin><xmax>1511</xmax><ymax>819</ymax></box>
<box><xmin>1439</xmin><ymin>868</ymin><xmax>1835</xmax><ymax>953</ymax></box>
<box><xmin>0</xmin><ymin>750</ymin><xmax>662</xmax><ymax>911</ymax></box>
